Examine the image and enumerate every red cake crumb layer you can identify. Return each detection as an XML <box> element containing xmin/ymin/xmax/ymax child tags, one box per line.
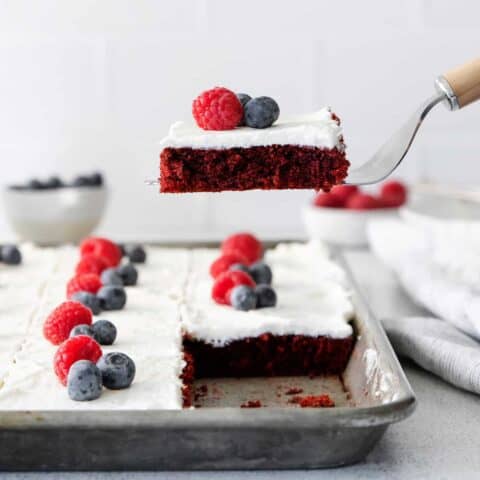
<box><xmin>160</xmin><ymin>145</ymin><xmax>349</xmax><ymax>193</ymax></box>
<box><xmin>241</xmin><ymin>400</ymin><xmax>263</xmax><ymax>408</ymax></box>
<box><xmin>285</xmin><ymin>387</ymin><xmax>304</xmax><ymax>395</ymax></box>
<box><xmin>180</xmin><ymin>352</ymin><xmax>195</xmax><ymax>408</ymax></box>
<box><xmin>183</xmin><ymin>333</ymin><xmax>354</xmax><ymax>381</ymax></box>
<box><xmin>288</xmin><ymin>394</ymin><xmax>335</xmax><ymax>408</ymax></box>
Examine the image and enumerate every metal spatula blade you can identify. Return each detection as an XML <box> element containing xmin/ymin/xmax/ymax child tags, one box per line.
<box><xmin>345</xmin><ymin>93</ymin><xmax>443</xmax><ymax>185</ymax></box>
<box><xmin>346</xmin><ymin>58</ymin><xmax>480</xmax><ymax>185</ymax></box>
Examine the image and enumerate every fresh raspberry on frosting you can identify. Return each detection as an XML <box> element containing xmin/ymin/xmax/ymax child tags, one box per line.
<box><xmin>345</xmin><ymin>193</ymin><xmax>381</xmax><ymax>210</ymax></box>
<box><xmin>380</xmin><ymin>180</ymin><xmax>408</xmax><ymax>207</ymax></box>
<box><xmin>221</xmin><ymin>233</ymin><xmax>262</xmax><ymax>264</ymax></box>
<box><xmin>192</xmin><ymin>87</ymin><xmax>243</xmax><ymax>131</ymax></box>
<box><xmin>80</xmin><ymin>237</ymin><xmax>122</xmax><ymax>268</ymax></box>
<box><xmin>54</xmin><ymin>335</ymin><xmax>102</xmax><ymax>386</ymax></box>
<box><xmin>43</xmin><ymin>301</ymin><xmax>93</xmax><ymax>345</ymax></box>
<box><xmin>75</xmin><ymin>254</ymin><xmax>109</xmax><ymax>276</ymax></box>
<box><xmin>66</xmin><ymin>273</ymin><xmax>102</xmax><ymax>299</ymax></box>
<box><xmin>313</xmin><ymin>192</ymin><xmax>344</xmax><ymax>208</ymax></box>
<box><xmin>209</xmin><ymin>252</ymin><xmax>249</xmax><ymax>279</ymax></box>
<box><xmin>212</xmin><ymin>270</ymin><xmax>256</xmax><ymax>305</ymax></box>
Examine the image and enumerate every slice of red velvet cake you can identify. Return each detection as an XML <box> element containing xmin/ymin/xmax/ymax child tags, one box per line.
<box><xmin>159</xmin><ymin>108</ymin><xmax>349</xmax><ymax>193</ymax></box>
<box><xmin>180</xmin><ymin>240</ymin><xmax>355</xmax><ymax>407</ymax></box>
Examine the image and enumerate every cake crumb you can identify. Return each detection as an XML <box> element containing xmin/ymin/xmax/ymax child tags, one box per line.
<box><xmin>212</xmin><ymin>385</ymin><xmax>222</xmax><ymax>396</ymax></box>
<box><xmin>288</xmin><ymin>394</ymin><xmax>335</xmax><ymax>408</ymax></box>
<box><xmin>194</xmin><ymin>384</ymin><xmax>208</xmax><ymax>402</ymax></box>
<box><xmin>241</xmin><ymin>400</ymin><xmax>262</xmax><ymax>408</ymax></box>
<box><xmin>285</xmin><ymin>387</ymin><xmax>303</xmax><ymax>395</ymax></box>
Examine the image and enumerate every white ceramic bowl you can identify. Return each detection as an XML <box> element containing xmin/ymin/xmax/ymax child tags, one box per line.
<box><xmin>302</xmin><ymin>204</ymin><xmax>397</xmax><ymax>247</ymax></box>
<box><xmin>2</xmin><ymin>186</ymin><xmax>108</xmax><ymax>245</ymax></box>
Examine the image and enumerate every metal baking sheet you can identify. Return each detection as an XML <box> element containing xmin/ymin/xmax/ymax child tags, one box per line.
<box><xmin>0</xmin><ymin>248</ymin><xmax>415</xmax><ymax>471</ymax></box>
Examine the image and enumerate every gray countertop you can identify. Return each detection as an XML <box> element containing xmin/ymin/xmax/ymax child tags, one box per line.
<box><xmin>2</xmin><ymin>250</ymin><xmax>479</xmax><ymax>479</ymax></box>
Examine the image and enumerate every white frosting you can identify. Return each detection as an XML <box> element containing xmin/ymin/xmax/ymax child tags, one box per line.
<box><xmin>159</xmin><ymin>108</ymin><xmax>343</xmax><ymax>150</ymax></box>
<box><xmin>0</xmin><ymin>242</ymin><xmax>354</xmax><ymax>409</ymax></box>
<box><xmin>0</xmin><ymin>244</ymin><xmax>62</xmax><ymax>384</ymax></box>
<box><xmin>0</xmin><ymin>246</ymin><xmax>189</xmax><ymax>410</ymax></box>
<box><xmin>181</xmin><ymin>243</ymin><xmax>354</xmax><ymax>346</ymax></box>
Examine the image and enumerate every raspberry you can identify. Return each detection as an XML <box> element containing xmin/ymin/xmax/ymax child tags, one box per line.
<box><xmin>76</xmin><ymin>254</ymin><xmax>108</xmax><ymax>276</ymax></box>
<box><xmin>329</xmin><ymin>185</ymin><xmax>359</xmax><ymax>205</ymax></box>
<box><xmin>80</xmin><ymin>237</ymin><xmax>122</xmax><ymax>267</ymax></box>
<box><xmin>313</xmin><ymin>192</ymin><xmax>344</xmax><ymax>208</ymax></box>
<box><xmin>221</xmin><ymin>233</ymin><xmax>262</xmax><ymax>264</ymax></box>
<box><xmin>54</xmin><ymin>335</ymin><xmax>102</xmax><ymax>386</ymax></box>
<box><xmin>212</xmin><ymin>270</ymin><xmax>255</xmax><ymax>305</ymax></box>
<box><xmin>192</xmin><ymin>87</ymin><xmax>243</xmax><ymax>131</ymax></box>
<box><xmin>380</xmin><ymin>180</ymin><xmax>408</xmax><ymax>208</ymax></box>
<box><xmin>209</xmin><ymin>252</ymin><xmax>249</xmax><ymax>279</ymax></box>
<box><xmin>66</xmin><ymin>273</ymin><xmax>102</xmax><ymax>298</ymax></box>
<box><xmin>345</xmin><ymin>193</ymin><xmax>381</xmax><ymax>210</ymax></box>
<box><xmin>43</xmin><ymin>301</ymin><xmax>93</xmax><ymax>345</ymax></box>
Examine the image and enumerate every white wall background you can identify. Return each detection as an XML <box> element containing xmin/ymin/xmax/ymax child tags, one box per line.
<box><xmin>0</xmin><ymin>0</ymin><xmax>479</xmax><ymax>241</ymax></box>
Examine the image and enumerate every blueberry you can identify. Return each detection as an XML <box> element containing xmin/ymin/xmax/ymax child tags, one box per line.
<box><xmin>244</xmin><ymin>96</ymin><xmax>280</xmax><ymax>129</ymax></box>
<box><xmin>101</xmin><ymin>267</ymin><xmax>123</xmax><ymax>287</ymax></box>
<box><xmin>8</xmin><ymin>184</ymin><xmax>28</xmax><ymax>191</ymax></box>
<box><xmin>125</xmin><ymin>245</ymin><xmax>147</xmax><ymax>264</ymax></box>
<box><xmin>1</xmin><ymin>245</ymin><xmax>22</xmax><ymax>265</ymax></box>
<box><xmin>116</xmin><ymin>263</ymin><xmax>138</xmax><ymax>286</ymax></box>
<box><xmin>229</xmin><ymin>263</ymin><xmax>250</xmax><ymax>274</ymax></box>
<box><xmin>89</xmin><ymin>172</ymin><xmax>103</xmax><ymax>187</ymax></box>
<box><xmin>117</xmin><ymin>243</ymin><xmax>127</xmax><ymax>257</ymax></box>
<box><xmin>71</xmin><ymin>291</ymin><xmax>102</xmax><ymax>315</ymax></box>
<box><xmin>255</xmin><ymin>285</ymin><xmax>277</xmax><ymax>308</ymax></box>
<box><xmin>249</xmin><ymin>261</ymin><xmax>272</xmax><ymax>285</ymax></box>
<box><xmin>27</xmin><ymin>178</ymin><xmax>45</xmax><ymax>190</ymax></box>
<box><xmin>237</xmin><ymin>93</ymin><xmax>252</xmax><ymax>108</ymax></box>
<box><xmin>97</xmin><ymin>285</ymin><xmax>127</xmax><ymax>311</ymax></box>
<box><xmin>92</xmin><ymin>319</ymin><xmax>117</xmax><ymax>346</ymax></box>
<box><xmin>72</xmin><ymin>175</ymin><xmax>90</xmax><ymax>187</ymax></box>
<box><xmin>67</xmin><ymin>360</ymin><xmax>103</xmax><ymax>401</ymax></box>
<box><xmin>69</xmin><ymin>324</ymin><xmax>95</xmax><ymax>339</ymax></box>
<box><xmin>44</xmin><ymin>176</ymin><xmax>63</xmax><ymax>189</ymax></box>
<box><xmin>97</xmin><ymin>352</ymin><xmax>135</xmax><ymax>390</ymax></box>
<box><xmin>230</xmin><ymin>285</ymin><xmax>257</xmax><ymax>311</ymax></box>
<box><xmin>236</xmin><ymin>93</ymin><xmax>252</xmax><ymax>126</ymax></box>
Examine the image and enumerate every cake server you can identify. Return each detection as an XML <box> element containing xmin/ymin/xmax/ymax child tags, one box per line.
<box><xmin>346</xmin><ymin>58</ymin><xmax>480</xmax><ymax>185</ymax></box>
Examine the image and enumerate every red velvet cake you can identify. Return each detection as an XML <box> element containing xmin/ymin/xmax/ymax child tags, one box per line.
<box><xmin>180</xmin><ymin>241</ymin><xmax>355</xmax><ymax>407</ymax></box>
<box><xmin>0</xmin><ymin>239</ymin><xmax>354</xmax><ymax>410</ymax></box>
<box><xmin>183</xmin><ymin>333</ymin><xmax>354</xmax><ymax>378</ymax></box>
<box><xmin>159</xmin><ymin>109</ymin><xmax>349</xmax><ymax>193</ymax></box>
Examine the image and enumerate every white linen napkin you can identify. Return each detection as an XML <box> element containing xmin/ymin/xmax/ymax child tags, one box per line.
<box><xmin>367</xmin><ymin>218</ymin><xmax>480</xmax><ymax>395</ymax></box>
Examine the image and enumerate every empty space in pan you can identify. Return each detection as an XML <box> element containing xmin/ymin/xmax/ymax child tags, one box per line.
<box><xmin>192</xmin><ymin>375</ymin><xmax>353</xmax><ymax>408</ymax></box>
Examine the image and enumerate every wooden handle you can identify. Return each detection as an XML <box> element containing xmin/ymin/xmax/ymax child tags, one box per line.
<box><xmin>443</xmin><ymin>58</ymin><xmax>480</xmax><ymax>109</ymax></box>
